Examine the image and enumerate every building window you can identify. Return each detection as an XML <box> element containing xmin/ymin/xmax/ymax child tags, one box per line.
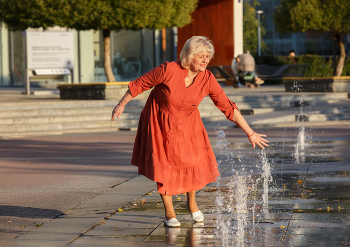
<box><xmin>112</xmin><ymin>30</ymin><xmax>143</xmax><ymax>81</ymax></box>
<box><xmin>9</xmin><ymin>31</ymin><xmax>25</xmax><ymax>86</ymax></box>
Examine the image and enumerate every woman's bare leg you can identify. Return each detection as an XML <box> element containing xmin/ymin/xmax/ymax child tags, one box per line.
<box><xmin>186</xmin><ymin>191</ymin><xmax>200</xmax><ymax>213</ymax></box>
<box><xmin>160</xmin><ymin>194</ymin><xmax>176</xmax><ymax>220</ymax></box>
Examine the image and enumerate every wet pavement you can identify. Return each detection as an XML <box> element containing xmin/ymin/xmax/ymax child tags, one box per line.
<box><xmin>1</xmin><ymin>124</ymin><xmax>350</xmax><ymax>246</ymax></box>
<box><xmin>68</xmin><ymin>127</ymin><xmax>349</xmax><ymax>246</ymax></box>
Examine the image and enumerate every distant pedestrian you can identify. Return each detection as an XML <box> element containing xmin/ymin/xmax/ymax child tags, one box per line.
<box><xmin>111</xmin><ymin>36</ymin><xmax>269</xmax><ymax>227</ymax></box>
<box><xmin>287</xmin><ymin>49</ymin><xmax>296</xmax><ymax>64</ymax></box>
<box><xmin>288</xmin><ymin>49</ymin><xmax>296</xmax><ymax>57</ymax></box>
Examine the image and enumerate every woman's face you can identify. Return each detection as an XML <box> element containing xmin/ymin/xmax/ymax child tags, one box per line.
<box><xmin>190</xmin><ymin>52</ymin><xmax>211</xmax><ymax>73</ymax></box>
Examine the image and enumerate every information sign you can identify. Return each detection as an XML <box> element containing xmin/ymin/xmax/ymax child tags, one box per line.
<box><xmin>27</xmin><ymin>31</ymin><xmax>75</xmax><ymax>69</ymax></box>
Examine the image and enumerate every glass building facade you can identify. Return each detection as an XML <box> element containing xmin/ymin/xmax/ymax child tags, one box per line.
<box><xmin>93</xmin><ymin>28</ymin><xmax>176</xmax><ymax>83</ymax></box>
<box><xmin>0</xmin><ymin>27</ymin><xmax>177</xmax><ymax>87</ymax></box>
<box><xmin>254</xmin><ymin>0</ymin><xmax>350</xmax><ymax>57</ymax></box>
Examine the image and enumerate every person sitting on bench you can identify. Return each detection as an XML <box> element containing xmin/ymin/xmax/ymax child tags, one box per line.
<box><xmin>231</xmin><ymin>54</ymin><xmax>264</xmax><ymax>87</ymax></box>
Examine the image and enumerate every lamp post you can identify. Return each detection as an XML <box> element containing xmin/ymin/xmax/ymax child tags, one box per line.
<box><xmin>257</xmin><ymin>10</ymin><xmax>263</xmax><ymax>56</ymax></box>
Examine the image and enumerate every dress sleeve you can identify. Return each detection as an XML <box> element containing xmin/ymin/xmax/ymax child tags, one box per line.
<box><xmin>128</xmin><ymin>62</ymin><xmax>169</xmax><ymax>98</ymax></box>
<box><xmin>208</xmin><ymin>74</ymin><xmax>239</xmax><ymax>122</ymax></box>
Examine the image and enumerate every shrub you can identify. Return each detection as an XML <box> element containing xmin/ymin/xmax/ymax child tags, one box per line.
<box><xmin>295</xmin><ymin>55</ymin><xmax>333</xmax><ymax>77</ymax></box>
<box><xmin>255</xmin><ymin>55</ymin><xmax>350</xmax><ymax>78</ymax></box>
<box><xmin>341</xmin><ymin>58</ymin><xmax>350</xmax><ymax>76</ymax></box>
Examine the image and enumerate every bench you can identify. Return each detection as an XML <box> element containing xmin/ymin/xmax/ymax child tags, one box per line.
<box><xmin>207</xmin><ymin>64</ymin><xmax>309</xmax><ymax>88</ymax></box>
<box><xmin>206</xmin><ymin>65</ymin><xmax>238</xmax><ymax>87</ymax></box>
<box><xmin>256</xmin><ymin>64</ymin><xmax>309</xmax><ymax>80</ymax></box>
<box><xmin>207</xmin><ymin>65</ymin><xmax>263</xmax><ymax>88</ymax></box>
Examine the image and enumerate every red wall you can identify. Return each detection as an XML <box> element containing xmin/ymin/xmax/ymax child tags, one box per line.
<box><xmin>177</xmin><ymin>0</ymin><xmax>233</xmax><ymax>66</ymax></box>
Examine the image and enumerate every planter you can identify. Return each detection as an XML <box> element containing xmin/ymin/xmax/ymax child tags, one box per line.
<box><xmin>283</xmin><ymin>76</ymin><xmax>350</xmax><ymax>92</ymax></box>
<box><xmin>57</xmin><ymin>82</ymin><xmax>129</xmax><ymax>100</ymax></box>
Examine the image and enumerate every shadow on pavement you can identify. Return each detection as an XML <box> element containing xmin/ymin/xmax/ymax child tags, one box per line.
<box><xmin>0</xmin><ymin>205</ymin><xmax>63</xmax><ymax>219</ymax></box>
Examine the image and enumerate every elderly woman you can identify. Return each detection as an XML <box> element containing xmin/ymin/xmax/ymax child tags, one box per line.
<box><xmin>111</xmin><ymin>36</ymin><xmax>268</xmax><ymax>227</ymax></box>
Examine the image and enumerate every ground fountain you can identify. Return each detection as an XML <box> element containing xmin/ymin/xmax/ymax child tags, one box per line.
<box><xmin>214</xmin><ymin>128</ymin><xmax>273</xmax><ymax>246</ymax></box>
<box><xmin>211</xmin><ymin>81</ymin><xmax>349</xmax><ymax>246</ymax></box>
<box><xmin>292</xmin><ymin>82</ymin><xmax>309</xmax><ymax>164</ymax></box>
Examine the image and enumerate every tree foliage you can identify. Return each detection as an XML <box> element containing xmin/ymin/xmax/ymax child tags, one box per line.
<box><xmin>273</xmin><ymin>0</ymin><xmax>350</xmax><ymax>76</ymax></box>
<box><xmin>243</xmin><ymin>0</ymin><xmax>266</xmax><ymax>56</ymax></box>
<box><xmin>57</xmin><ymin>0</ymin><xmax>197</xmax><ymax>31</ymax></box>
<box><xmin>0</xmin><ymin>0</ymin><xmax>60</xmax><ymax>30</ymax></box>
<box><xmin>58</xmin><ymin>0</ymin><xmax>198</xmax><ymax>81</ymax></box>
<box><xmin>0</xmin><ymin>0</ymin><xmax>198</xmax><ymax>81</ymax></box>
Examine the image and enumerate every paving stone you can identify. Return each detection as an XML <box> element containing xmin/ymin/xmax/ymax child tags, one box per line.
<box><xmin>1</xmin><ymin>118</ymin><xmax>350</xmax><ymax>246</ymax></box>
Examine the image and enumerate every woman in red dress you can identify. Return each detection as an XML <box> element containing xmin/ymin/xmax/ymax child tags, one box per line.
<box><xmin>111</xmin><ymin>36</ymin><xmax>268</xmax><ymax>227</ymax></box>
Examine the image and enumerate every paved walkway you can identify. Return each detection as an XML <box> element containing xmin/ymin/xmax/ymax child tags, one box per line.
<box><xmin>1</xmin><ymin>125</ymin><xmax>350</xmax><ymax>246</ymax></box>
<box><xmin>0</xmin><ymin>85</ymin><xmax>350</xmax><ymax>246</ymax></box>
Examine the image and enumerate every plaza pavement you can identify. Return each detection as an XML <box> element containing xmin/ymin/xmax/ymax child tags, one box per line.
<box><xmin>0</xmin><ymin>86</ymin><xmax>350</xmax><ymax>246</ymax></box>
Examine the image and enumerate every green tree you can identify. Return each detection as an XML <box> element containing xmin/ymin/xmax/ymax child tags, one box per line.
<box><xmin>0</xmin><ymin>0</ymin><xmax>198</xmax><ymax>82</ymax></box>
<box><xmin>243</xmin><ymin>0</ymin><xmax>266</xmax><ymax>55</ymax></box>
<box><xmin>0</xmin><ymin>0</ymin><xmax>60</xmax><ymax>30</ymax></box>
<box><xmin>273</xmin><ymin>0</ymin><xmax>350</xmax><ymax>76</ymax></box>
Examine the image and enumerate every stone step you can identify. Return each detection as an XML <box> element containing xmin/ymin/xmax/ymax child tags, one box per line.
<box><xmin>0</xmin><ymin>91</ymin><xmax>347</xmax><ymax>110</ymax></box>
<box><xmin>269</xmin><ymin>120</ymin><xmax>350</xmax><ymax>128</ymax></box>
<box><xmin>308</xmin><ymin>113</ymin><xmax>350</xmax><ymax>122</ymax></box>
<box><xmin>0</xmin><ymin>107</ymin><xmax>143</xmax><ymax>118</ymax></box>
<box><xmin>0</xmin><ymin>118</ymin><xmax>140</xmax><ymax>135</ymax></box>
<box><xmin>0</xmin><ymin>88</ymin><xmax>348</xmax><ymax>139</ymax></box>
<box><xmin>225</xmin><ymin>92</ymin><xmax>348</xmax><ymax>103</ymax></box>
<box><xmin>0</xmin><ymin>111</ymin><xmax>141</xmax><ymax>129</ymax></box>
<box><xmin>0</xmin><ymin>123</ymin><xmax>139</xmax><ymax>139</ymax></box>
<box><xmin>0</xmin><ymin>109</ymin><xmax>228</xmax><ymax>126</ymax></box>
<box><xmin>1</xmin><ymin>103</ymin><xmax>348</xmax><ymax>131</ymax></box>
<box><xmin>0</xmin><ymin>98</ymin><xmax>342</xmax><ymax>120</ymax></box>
<box><xmin>0</xmin><ymin>99</ymin><xmax>148</xmax><ymax>111</ymax></box>
<box><xmin>316</xmin><ymin>107</ymin><xmax>350</xmax><ymax>114</ymax></box>
<box><xmin>248</xmin><ymin>111</ymin><xmax>350</xmax><ymax>126</ymax></box>
<box><xmin>0</xmin><ymin>114</ymin><xmax>233</xmax><ymax>139</ymax></box>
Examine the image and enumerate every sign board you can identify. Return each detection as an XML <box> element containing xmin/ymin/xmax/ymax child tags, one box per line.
<box><xmin>27</xmin><ymin>31</ymin><xmax>75</xmax><ymax>69</ymax></box>
<box><xmin>34</xmin><ymin>68</ymin><xmax>71</xmax><ymax>76</ymax></box>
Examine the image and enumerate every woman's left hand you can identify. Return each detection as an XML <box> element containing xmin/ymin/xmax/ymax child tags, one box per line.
<box><xmin>111</xmin><ymin>104</ymin><xmax>125</xmax><ymax>121</ymax></box>
<box><xmin>248</xmin><ymin>132</ymin><xmax>269</xmax><ymax>149</ymax></box>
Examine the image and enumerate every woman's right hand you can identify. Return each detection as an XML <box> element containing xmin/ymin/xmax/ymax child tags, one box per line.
<box><xmin>111</xmin><ymin>104</ymin><xmax>125</xmax><ymax>121</ymax></box>
<box><xmin>248</xmin><ymin>132</ymin><xmax>269</xmax><ymax>149</ymax></box>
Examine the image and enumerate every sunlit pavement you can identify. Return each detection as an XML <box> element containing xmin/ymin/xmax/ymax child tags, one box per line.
<box><xmin>69</xmin><ymin>126</ymin><xmax>350</xmax><ymax>247</ymax></box>
<box><xmin>2</xmin><ymin>125</ymin><xmax>348</xmax><ymax>246</ymax></box>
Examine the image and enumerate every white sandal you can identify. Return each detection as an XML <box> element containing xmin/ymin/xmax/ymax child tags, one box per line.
<box><xmin>186</xmin><ymin>204</ymin><xmax>204</xmax><ymax>222</ymax></box>
<box><xmin>164</xmin><ymin>218</ymin><xmax>180</xmax><ymax>227</ymax></box>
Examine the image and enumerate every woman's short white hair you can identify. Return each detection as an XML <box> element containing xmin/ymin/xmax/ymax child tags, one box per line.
<box><xmin>179</xmin><ymin>36</ymin><xmax>215</xmax><ymax>69</ymax></box>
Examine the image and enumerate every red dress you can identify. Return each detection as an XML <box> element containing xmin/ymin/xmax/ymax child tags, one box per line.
<box><xmin>129</xmin><ymin>61</ymin><xmax>238</xmax><ymax>195</ymax></box>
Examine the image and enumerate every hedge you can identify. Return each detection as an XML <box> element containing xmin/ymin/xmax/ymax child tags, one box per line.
<box><xmin>255</xmin><ymin>55</ymin><xmax>350</xmax><ymax>80</ymax></box>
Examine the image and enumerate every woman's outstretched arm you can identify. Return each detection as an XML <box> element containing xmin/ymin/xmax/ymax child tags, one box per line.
<box><xmin>232</xmin><ymin>109</ymin><xmax>269</xmax><ymax>149</ymax></box>
<box><xmin>111</xmin><ymin>89</ymin><xmax>133</xmax><ymax>121</ymax></box>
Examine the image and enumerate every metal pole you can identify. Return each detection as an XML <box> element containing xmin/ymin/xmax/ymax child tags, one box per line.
<box><xmin>154</xmin><ymin>30</ymin><xmax>160</xmax><ymax>67</ymax></box>
<box><xmin>173</xmin><ymin>27</ymin><xmax>178</xmax><ymax>61</ymax></box>
<box><xmin>258</xmin><ymin>15</ymin><xmax>261</xmax><ymax>56</ymax></box>
<box><xmin>77</xmin><ymin>31</ymin><xmax>81</xmax><ymax>83</ymax></box>
<box><xmin>257</xmin><ymin>11</ymin><xmax>263</xmax><ymax>56</ymax></box>
<box><xmin>23</xmin><ymin>31</ymin><xmax>30</xmax><ymax>95</ymax></box>
<box><xmin>10</xmin><ymin>31</ymin><xmax>15</xmax><ymax>87</ymax></box>
<box><xmin>333</xmin><ymin>39</ymin><xmax>336</xmax><ymax>75</ymax></box>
